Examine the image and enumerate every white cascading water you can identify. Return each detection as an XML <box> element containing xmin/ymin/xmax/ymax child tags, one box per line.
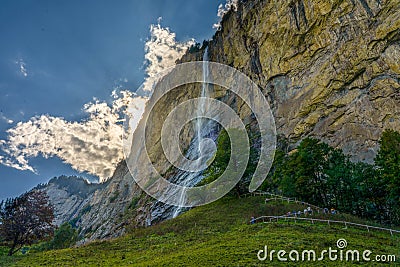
<box><xmin>196</xmin><ymin>47</ymin><xmax>210</xmax><ymax>154</ymax></box>
<box><xmin>171</xmin><ymin>47</ymin><xmax>211</xmax><ymax>218</ymax></box>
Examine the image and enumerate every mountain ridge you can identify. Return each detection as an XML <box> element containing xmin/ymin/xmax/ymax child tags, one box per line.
<box><xmin>35</xmin><ymin>175</ymin><xmax>106</xmax><ymax>226</ymax></box>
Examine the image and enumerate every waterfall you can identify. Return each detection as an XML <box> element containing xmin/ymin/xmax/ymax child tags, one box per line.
<box><xmin>196</xmin><ymin>47</ymin><xmax>210</xmax><ymax>154</ymax></box>
<box><xmin>171</xmin><ymin>47</ymin><xmax>211</xmax><ymax>218</ymax></box>
<box><xmin>149</xmin><ymin>48</ymin><xmax>217</xmax><ymax>222</ymax></box>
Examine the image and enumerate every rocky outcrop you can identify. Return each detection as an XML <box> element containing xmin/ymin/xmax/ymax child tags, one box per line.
<box><xmin>39</xmin><ymin>163</ymin><xmax>143</xmax><ymax>242</ymax></box>
<box><xmin>70</xmin><ymin>161</ymin><xmax>142</xmax><ymax>242</ymax></box>
<box><xmin>36</xmin><ymin>175</ymin><xmax>105</xmax><ymax>226</ymax></box>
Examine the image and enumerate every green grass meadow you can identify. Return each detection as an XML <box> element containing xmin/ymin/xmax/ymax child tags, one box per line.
<box><xmin>1</xmin><ymin>196</ymin><xmax>399</xmax><ymax>266</ymax></box>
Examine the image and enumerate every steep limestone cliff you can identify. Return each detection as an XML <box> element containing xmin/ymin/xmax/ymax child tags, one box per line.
<box><xmin>208</xmin><ymin>0</ymin><xmax>400</xmax><ymax>161</ymax></box>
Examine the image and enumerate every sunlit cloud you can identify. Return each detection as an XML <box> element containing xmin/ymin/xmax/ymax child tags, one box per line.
<box><xmin>0</xmin><ymin>91</ymin><xmax>147</xmax><ymax>182</ymax></box>
<box><xmin>142</xmin><ymin>18</ymin><xmax>194</xmax><ymax>92</ymax></box>
<box><xmin>213</xmin><ymin>0</ymin><xmax>238</xmax><ymax>29</ymax></box>
<box><xmin>0</xmin><ymin>23</ymin><xmax>194</xmax><ymax>182</ymax></box>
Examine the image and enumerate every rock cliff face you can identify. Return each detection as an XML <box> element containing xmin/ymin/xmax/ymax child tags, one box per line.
<box><xmin>65</xmin><ymin>161</ymin><xmax>142</xmax><ymax>242</ymax></box>
<box><xmin>208</xmin><ymin>0</ymin><xmax>400</xmax><ymax>162</ymax></box>
<box><xmin>36</xmin><ymin>176</ymin><xmax>105</xmax><ymax>226</ymax></box>
<box><xmin>39</xmin><ymin>163</ymin><xmax>144</xmax><ymax>242</ymax></box>
<box><xmin>42</xmin><ymin>0</ymin><xmax>400</xmax><ymax>242</ymax></box>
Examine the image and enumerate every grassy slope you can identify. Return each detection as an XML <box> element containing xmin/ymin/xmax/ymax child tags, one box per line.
<box><xmin>1</xmin><ymin>196</ymin><xmax>399</xmax><ymax>266</ymax></box>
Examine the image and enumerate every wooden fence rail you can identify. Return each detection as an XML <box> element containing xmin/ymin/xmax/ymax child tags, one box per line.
<box><xmin>252</xmin><ymin>215</ymin><xmax>400</xmax><ymax>236</ymax></box>
<box><xmin>242</xmin><ymin>191</ymin><xmax>323</xmax><ymax>212</ymax></box>
<box><xmin>244</xmin><ymin>191</ymin><xmax>399</xmax><ymax>236</ymax></box>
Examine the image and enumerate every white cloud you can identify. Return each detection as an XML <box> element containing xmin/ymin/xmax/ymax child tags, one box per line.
<box><xmin>142</xmin><ymin>18</ymin><xmax>194</xmax><ymax>92</ymax></box>
<box><xmin>0</xmin><ymin>91</ymin><xmax>147</xmax><ymax>182</ymax></box>
<box><xmin>0</xmin><ymin>23</ymin><xmax>193</xmax><ymax>182</ymax></box>
<box><xmin>15</xmin><ymin>59</ymin><xmax>28</xmax><ymax>77</ymax></box>
<box><xmin>213</xmin><ymin>0</ymin><xmax>239</xmax><ymax>29</ymax></box>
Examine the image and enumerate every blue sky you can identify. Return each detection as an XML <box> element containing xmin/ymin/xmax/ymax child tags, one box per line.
<box><xmin>0</xmin><ymin>0</ymin><xmax>222</xmax><ymax>199</ymax></box>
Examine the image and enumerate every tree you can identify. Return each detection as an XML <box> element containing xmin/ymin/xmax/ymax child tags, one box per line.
<box><xmin>46</xmin><ymin>222</ymin><xmax>78</xmax><ymax>250</ymax></box>
<box><xmin>351</xmin><ymin>162</ymin><xmax>384</xmax><ymax>221</ymax></box>
<box><xmin>324</xmin><ymin>148</ymin><xmax>355</xmax><ymax>211</ymax></box>
<box><xmin>0</xmin><ymin>190</ymin><xmax>55</xmax><ymax>256</ymax></box>
<box><xmin>265</xmin><ymin>131</ymin><xmax>399</xmax><ymax>226</ymax></box>
<box><xmin>261</xmin><ymin>135</ymin><xmax>290</xmax><ymax>194</ymax></box>
<box><xmin>375</xmin><ymin>129</ymin><xmax>400</xmax><ymax>224</ymax></box>
<box><xmin>280</xmin><ymin>138</ymin><xmax>332</xmax><ymax>206</ymax></box>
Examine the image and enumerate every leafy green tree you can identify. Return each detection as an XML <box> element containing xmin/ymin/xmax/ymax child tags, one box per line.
<box><xmin>375</xmin><ymin>129</ymin><xmax>400</xmax><ymax>224</ymax></box>
<box><xmin>261</xmin><ymin>135</ymin><xmax>290</xmax><ymax>193</ymax></box>
<box><xmin>46</xmin><ymin>222</ymin><xmax>78</xmax><ymax>250</ymax></box>
<box><xmin>280</xmin><ymin>138</ymin><xmax>331</xmax><ymax>206</ymax></box>
<box><xmin>324</xmin><ymin>148</ymin><xmax>355</xmax><ymax>211</ymax></box>
<box><xmin>279</xmin><ymin>149</ymin><xmax>301</xmax><ymax>198</ymax></box>
<box><xmin>351</xmin><ymin>162</ymin><xmax>385</xmax><ymax>221</ymax></box>
<box><xmin>261</xmin><ymin>148</ymin><xmax>287</xmax><ymax>193</ymax></box>
<box><xmin>201</xmin><ymin>129</ymin><xmax>230</xmax><ymax>186</ymax></box>
<box><xmin>266</xmin><ymin>131</ymin><xmax>400</xmax><ymax>225</ymax></box>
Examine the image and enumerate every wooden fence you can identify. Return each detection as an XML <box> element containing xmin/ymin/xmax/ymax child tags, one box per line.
<box><xmin>242</xmin><ymin>191</ymin><xmax>323</xmax><ymax>212</ymax></box>
<box><xmin>252</xmin><ymin>215</ymin><xmax>400</xmax><ymax>236</ymax></box>
<box><xmin>244</xmin><ymin>191</ymin><xmax>400</xmax><ymax>236</ymax></box>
